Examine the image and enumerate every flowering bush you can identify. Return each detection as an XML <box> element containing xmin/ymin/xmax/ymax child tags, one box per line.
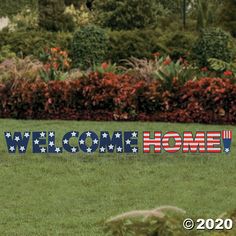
<box><xmin>122</xmin><ymin>56</ymin><xmax>197</xmax><ymax>91</ymax></box>
<box><xmin>39</xmin><ymin>47</ymin><xmax>70</xmax><ymax>81</ymax></box>
<box><xmin>0</xmin><ymin>72</ymin><xmax>235</xmax><ymax>123</ymax></box>
<box><xmin>178</xmin><ymin>78</ymin><xmax>236</xmax><ymax>123</ymax></box>
<box><xmin>92</xmin><ymin>62</ymin><xmax>118</xmax><ymax>76</ymax></box>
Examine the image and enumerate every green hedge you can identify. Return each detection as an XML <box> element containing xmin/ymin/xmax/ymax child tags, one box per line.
<box><xmin>107</xmin><ymin>29</ymin><xmax>168</xmax><ymax>62</ymax></box>
<box><xmin>0</xmin><ymin>30</ymin><xmax>72</xmax><ymax>57</ymax></box>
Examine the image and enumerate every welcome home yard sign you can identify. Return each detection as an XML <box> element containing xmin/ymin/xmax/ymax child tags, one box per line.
<box><xmin>3</xmin><ymin>130</ymin><xmax>233</xmax><ymax>154</ymax></box>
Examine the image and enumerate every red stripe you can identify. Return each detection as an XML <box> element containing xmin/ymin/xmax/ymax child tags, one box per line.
<box><xmin>143</xmin><ymin>145</ymin><xmax>161</xmax><ymax>148</ymax></box>
<box><xmin>143</xmin><ymin>139</ymin><xmax>161</xmax><ymax>142</ymax></box>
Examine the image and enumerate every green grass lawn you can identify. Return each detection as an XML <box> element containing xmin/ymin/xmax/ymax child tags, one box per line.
<box><xmin>0</xmin><ymin>119</ymin><xmax>235</xmax><ymax>235</ymax></box>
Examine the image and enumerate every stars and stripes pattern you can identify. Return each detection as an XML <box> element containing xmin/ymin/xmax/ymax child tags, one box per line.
<box><xmin>183</xmin><ymin>132</ymin><xmax>205</xmax><ymax>153</ymax></box>
<box><xmin>5</xmin><ymin>132</ymin><xmax>30</xmax><ymax>154</ymax></box>
<box><xmin>162</xmin><ymin>132</ymin><xmax>182</xmax><ymax>153</ymax></box>
<box><xmin>48</xmin><ymin>131</ymin><xmax>62</xmax><ymax>153</ymax></box>
<box><xmin>222</xmin><ymin>130</ymin><xmax>232</xmax><ymax>154</ymax></box>
<box><xmin>206</xmin><ymin>131</ymin><xmax>221</xmax><ymax>153</ymax></box>
<box><xmin>79</xmin><ymin>131</ymin><xmax>99</xmax><ymax>153</ymax></box>
<box><xmin>222</xmin><ymin>130</ymin><xmax>232</xmax><ymax>139</ymax></box>
<box><xmin>62</xmin><ymin>131</ymin><xmax>79</xmax><ymax>153</ymax></box>
<box><xmin>3</xmin><ymin>130</ymin><xmax>232</xmax><ymax>154</ymax></box>
<box><xmin>143</xmin><ymin>132</ymin><xmax>161</xmax><ymax>153</ymax></box>
<box><xmin>32</xmin><ymin>131</ymin><xmax>48</xmax><ymax>153</ymax></box>
<box><xmin>99</xmin><ymin>131</ymin><xmax>138</xmax><ymax>153</ymax></box>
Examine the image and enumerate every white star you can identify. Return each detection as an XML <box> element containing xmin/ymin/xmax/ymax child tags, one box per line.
<box><xmin>126</xmin><ymin>139</ymin><xmax>131</xmax><ymax>145</ymax></box>
<box><xmin>20</xmin><ymin>146</ymin><xmax>25</xmax><ymax>152</ymax></box>
<box><xmin>24</xmin><ymin>133</ymin><xmax>30</xmax><ymax>138</ymax></box>
<box><xmin>93</xmin><ymin>139</ymin><xmax>98</xmax><ymax>144</ymax></box>
<box><xmin>132</xmin><ymin>132</ymin><xmax>138</xmax><ymax>138</ymax></box>
<box><xmin>132</xmin><ymin>147</ymin><xmax>138</xmax><ymax>153</ymax></box>
<box><xmin>117</xmin><ymin>146</ymin><xmax>122</xmax><ymax>152</ymax></box>
<box><xmin>55</xmin><ymin>147</ymin><xmax>61</xmax><ymax>153</ymax></box>
<box><xmin>87</xmin><ymin>147</ymin><xmax>92</xmax><ymax>153</ymax></box>
<box><xmin>49</xmin><ymin>132</ymin><xmax>54</xmax><ymax>137</ymax></box>
<box><xmin>115</xmin><ymin>132</ymin><xmax>121</xmax><ymax>138</ymax></box>
<box><xmin>79</xmin><ymin>139</ymin><xmax>85</xmax><ymax>145</ymax></box>
<box><xmin>100</xmin><ymin>147</ymin><xmax>105</xmax><ymax>152</ymax></box>
<box><xmin>40</xmin><ymin>147</ymin><xmax>46</xmax><ymax>153</ymax></box>
<box><xmin>49</xmin><ymin>141</ymin><xmax>54</xmax><ymax>147</ymax></box>
<box><xmin>86</xmin><ymin>131</ymin><xmax>91</xmax><ymax>137</ymax></box>
<box><xmin>14</xmin><ymin>136</ymin><xmax>20</xmax><ymax>142</ymax></box>
<box><xmin>9</xmin><ymin>146</ymin><xmax>15</xmax><ymax>152</ymax></box>
<box><xmin>40</xmin><ymin>132</ymin><xmax>46</xmax><ymax>138</ymax></box>
<box><xmin>5</xmin><ymin>133</ymin><xmax>11</xmax><ymax>138</ymax></box>
<box><xmin>71</xmin><ymin>147</ymin><xmax>77</xmax><ymax>153</ymax></box>
<box><xmin>108</xmin><ymin>144</ymin><xmax>114</xmax><ymax>150</ymax></box>
<box><xmin>71</xmin><ymin>131</ymin><xmax>77</xmax><ymax>137</ymax></box>
<box><xmin>225</xmin><ymin>148</ymin><xmax>230</xmax><ymax>153</ymax></box>
<box><xmin>63</xmin><ymin>139</ymin><xmax>69</xmax><ymax>144</ymax></box>
<box><xmin>102</xmin><ymin>133</ymin><xmax>108</xmax><ymax>138</ymax></box>
<box><xmin>34</xmin><ymin>139</ymin><xmax>39</xmax><ymax>145</ymax></box>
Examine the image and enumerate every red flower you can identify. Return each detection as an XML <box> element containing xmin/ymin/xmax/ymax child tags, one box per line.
<box><xmin>163</xmin><ymin>59</ymin><xmax>171</xmax><ymax>65</ymax></box>
<box><xmin>224</xmin><ymin>70</ymin><xmax>233</xmax><ymax>76</ymax></box>
<box><xmin>101</xmin><ymin>62</ymin><xmax>109</xmax><ymax>70</ymax></box>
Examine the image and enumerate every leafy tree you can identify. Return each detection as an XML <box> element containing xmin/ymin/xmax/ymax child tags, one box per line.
<box><xmin>195</xmin><ymin>0</ymin><xmax>220</xmax><ymax>31</ymax></box>
<box><xmin>64</xmin><ymin>0</ymin><xmax>84</xmax><ymax>8</ymax></box>
<box><xmin>93</xmin><ymin>0</ymin><xmax>162</xmax><ymax>30</ymax></box>
<box><xmin>158</xmin><ymin>0</ymin><xmax>182</xmax><ymax>13</ymax></box>
<box><xmin>64</xmin><ymin>0</ymin><xmax>94</xmax><ymax>10</ymax></box>
<box><xmin>219</xmin><ymin>0</ymin><xmax>236</xmax><ymax>37</ymax></box>
<box><xmin>38</xmin><ymin>0</ymin><xmax>75</xmax><ymax>31</ymax></box>
<box><xmin>0</xmin><ymin>0</ymin><xmax>37</xmax><ymax>17</ymax></box>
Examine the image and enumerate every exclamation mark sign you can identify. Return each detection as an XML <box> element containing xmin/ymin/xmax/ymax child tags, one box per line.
<box><xmin>222</xmin><ymin>130</ymin><xmax>232</xmax><ymax>154</ymax></box>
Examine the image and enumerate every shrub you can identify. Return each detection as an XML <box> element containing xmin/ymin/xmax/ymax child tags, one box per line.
<box><xmin>7</xmin><ymin>6</ymin><xmax>38</xmax><ymax>31</ymax></box>
<box><xmin>0</xmin><ymin>78</ymin><xmax>47</xmax><ymax>119</ymax></box>
<box><xmin>64</xmin><ymin>4</ymin><xmax>94</xmax><ymax>27</ymax></box>
<box><xmin>71</xmin><ymin>25</ymin><xmax>108</xmax><ymax>69</ymax></box>
<box><xmin>160</xmin><ymin>31</ymin><xmax>197</xmax><ymax>60</ymax></box>
<box><xmin>39</xmin><ymin>47</ymin><xmax>71</xmax><ymax>81</ymax></box>
<box><xmin>0</xmin><ymin>45</ymin><xmax>16</xmax><ymax>63</ymax></box>
<box><xmin>38</xmin><ymin>0</ymin><xmax>75</xmax><ymax>32</ymax></box>
<box><xmin>208</xmin><ymin>58</ymin><xmax>236</xmax><ymax>78</ymax></box>
<box><xmin>179</xmin><ymin>77</ymin><xmax>236</xmax><ymax>123</ymax></box>
<box><xmin>107</xmin><ymin>29</ymin><xmax>168</xmax><ymax>63</ymax></box>
<box><xmin>191</xmin><ymin>28</ymin><xmax>234</xmax><ymax>67</ymax></box>
<box><xmin>94</xmin><ymin>0</ymin><xmax>161</xmax><ymax>30</ymax></box>
<box><xmin>0</xmin><ymin>70</ymin><xmax>235</xmax><ymax>123</ymax></box>
<box><xmin>0</xmin><ymin>31</ymin><xmax>72</xmax><ymax>57</ymax></box>
<box><xmin>0</xmin><ymin>57</ymin><xmax>43</xmax><ymax>83</ymax></box>
<box><xmin>122</xmin><ymin>56</ymin><xmax>196</xmax><ymax>89</ymax></box>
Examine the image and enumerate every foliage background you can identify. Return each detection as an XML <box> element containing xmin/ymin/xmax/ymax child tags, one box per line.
<box><xmin>0</xmin><ymin>0</ymin><xmax>37</xmax><ymax>17</ymax></box>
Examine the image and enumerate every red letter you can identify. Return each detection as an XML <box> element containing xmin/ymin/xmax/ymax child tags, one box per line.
<box><xmin>183</xmin><ymin>132</ymin><xmax>206</xmax><ymax>153</ymax></box>
<box><xmin>206</xmin><ymin>131</ymin><xmax>221</xmax><ymax>153</ymax></box>
<box><xmin>162</xmin><ymin>132</ymin><xmax>182</xmax><ymax>153</ymax></box>
<box><xmin>143</xmin><ymin>132</ymin><xmax>161</xmax><ymax>153</ymax></box>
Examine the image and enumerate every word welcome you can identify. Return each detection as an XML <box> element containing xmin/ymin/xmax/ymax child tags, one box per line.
<box><xmin>4</xmin><ymin>130</ymin><xmax>232</xmax><ymax>154</ymax></box>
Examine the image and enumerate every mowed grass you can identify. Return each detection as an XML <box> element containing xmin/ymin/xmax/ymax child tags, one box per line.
<box><xmin>0</xmin><ymin>119</ymin><xmax>235</xmax><ymax>236</ymax></box>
